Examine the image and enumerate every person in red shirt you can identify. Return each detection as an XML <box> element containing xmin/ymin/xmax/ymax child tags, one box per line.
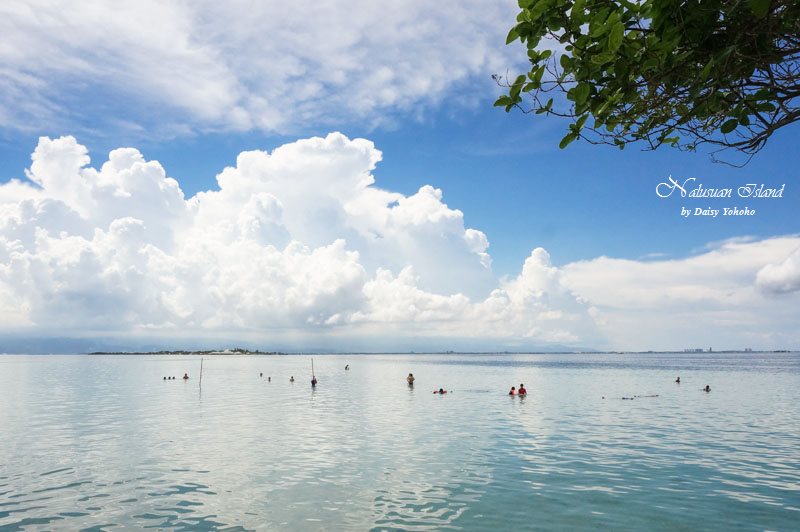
<box><xmin>518</xmin><ymin>384</ymin><xmax>527</xmax><ymax>396</ymax></box>
<box><xmin>508</xmin><ymin>386</ymin><xmax>516</xmax><ymax>395</ymax></box>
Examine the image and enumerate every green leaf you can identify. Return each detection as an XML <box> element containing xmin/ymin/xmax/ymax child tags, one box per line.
<box><xmin>571</xmin><ymin>0</ymin><xmax>585</xmax><ymax>21</ymax></box>
<box><xmin>590</xmin><ymin>21</ymin><xmax>609</xmax><ymax>38</ymax></box>
<box><xmin>528</xmin><ymin>0</ymin><xmax>550</xmax><ymax>20</ymax></box>
<box><xmin>494</xmin><ymin>96</ymin><xmax>513</xmax><ymax>107</ymax></box>
<box><xmin>559</xmin><ymin>132</ymin><xmax>578</xmax><ymax>149</ymax></box>
<box><xmin>699</xmin><ymin>60</ymin><xmax>713</xmax><ymax>80</ymax></box>
<box><xmin>607</xmin><ymin>22</ymin><xmax>624</xmax><ymax>52</ymax></box>
<box><xmin>506</xmin><ymin>27</ymin><xmax>520</xmax><ymax>44</ymax></box>
<box><xmin>576</xmin><ymin>114</ymin><xmax>589</xmax><ymax>129</ymax></box>
<box><xmin>529</xmin><ymin>65</ymin><xmax>546</xmax><ymax>83</ymax></box>
<box><xmin>574</xmin><ymin>83</ymin><xmax>591</xmax><ymax>104</ymax></box>
<box><xmin>560</xmin><ymin>54</ymin><xmax>571</xmax><ymax>70</ymax></box>
<box><xmin>591</xmin><ymin>53</ymin><xmax>615</xmax><ymax>65</ymax></box>
<box><xmin>748</xmin><ymin>0</ymin><xmax>771</xmax><ymax>18</ymax></box>
<box><xmin>720</xmin><ymin>119</ymin><xmax>738</xmax><ymax>134</ymax></box>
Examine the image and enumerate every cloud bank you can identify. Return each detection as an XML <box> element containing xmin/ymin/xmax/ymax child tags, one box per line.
<box><xmin>563</xmin><ymin>238</ymin><xmax>800</xmax><ymax>351</ymax></box>
<box><xmin>1</xmin><ymin>134</ymin><xmax>798</xmax><ymax>351</ymax></box>
<box><xmin>0</xmin><ymin>0</ymin><xmax>520</xmax><ymax>136</ymax></box>
<box><xmin>0</xmin><ymin>134</ymin><xmax>599</xmax><ymax>348</ymax></box>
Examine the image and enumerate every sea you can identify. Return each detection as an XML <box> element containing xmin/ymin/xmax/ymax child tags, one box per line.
<box><xmin>1</xmin><ymin>352</ymin><xmax>798</xmax><ymax>531</ymax></box>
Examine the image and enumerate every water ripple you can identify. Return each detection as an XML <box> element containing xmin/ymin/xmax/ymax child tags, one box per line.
<box><xmin>0</xmin><ymin>353</ymin><xmax>798</xmax><ymax>530</ymax></box>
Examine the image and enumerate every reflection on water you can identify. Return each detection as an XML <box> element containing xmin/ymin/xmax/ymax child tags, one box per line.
<box><xmin>1</xmin><ymin>353</ymin><xmax>799</xmax><ymax>530</ymax></box>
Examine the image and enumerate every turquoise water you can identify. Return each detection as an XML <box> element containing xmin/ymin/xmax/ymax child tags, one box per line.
<box><xmin>1</xmin><ymin>352</ymin><xmax>799</xmax><ymax>531</ymax></box>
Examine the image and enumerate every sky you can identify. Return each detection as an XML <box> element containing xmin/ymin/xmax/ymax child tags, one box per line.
<box><xmin>0</xmin><ymin>0</ymin><xmax>798</xmax><ymax>353</ymax></box>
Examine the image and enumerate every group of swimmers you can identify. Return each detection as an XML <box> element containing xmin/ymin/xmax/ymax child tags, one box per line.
<box><xmin>406</xmin><ymin>373</ymin><xmax>449</xmax><ymax>394</ymax></box>
<box><xmin>261</xmin><ymin>374</ymin><xmax>315</xmax><ymax>385</ymax></box>
<box><xmin>675</xmin><ymin>376</ymin><xmax>712</xmax><ymax>392</ymax></box>
<box><xmin>166</xmin><ymin>367</ymin><xmax>713</xmax><ymax>396</ymax></box>
<box><xmin>508</xmin><ymin>384</ymin><xmax>527</xmax><ymax>396</ymax></box>
<box><xmin>409</xmin><ymin>373</ymin><xmax>447</xmax><ymax>394</ymax></box>
<box><xmin>255</xmin><ymin>374</ymin><xmax>301</xmax><ymax>383</ymax></box>
<box><xmin>163</xmin><ymin>373</ymin><xmax>189</xmax><ymax>381</ymax></box>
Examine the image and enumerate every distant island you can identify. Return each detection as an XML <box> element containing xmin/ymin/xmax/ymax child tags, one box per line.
<box><xmin>89</xmin><ymin>348</ymin><xmax>286</xmax><ymax>355</ymax></box>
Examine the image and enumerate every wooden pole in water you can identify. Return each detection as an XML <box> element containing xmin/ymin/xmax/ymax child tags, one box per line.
<box><xmin>199</xmin><ymin>357</ymin><xmax>204</xmax><ymax>387</ymax></box>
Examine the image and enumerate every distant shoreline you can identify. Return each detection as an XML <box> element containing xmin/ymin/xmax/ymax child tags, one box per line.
<box><xmin>87</xmin><ymin>349</ymin><xmax>795</xmax><ymax>355</ymax></box>
<box><xmin>89</xmin><ymin>349</ymin><xmax>286</xmax><ymax>355</ymax></box>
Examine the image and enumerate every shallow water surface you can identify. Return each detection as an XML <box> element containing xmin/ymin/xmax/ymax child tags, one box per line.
<box><xmin>1</xmin><ymin>352</ymin><xmax>799</xmax><ymax>530</ymax></box>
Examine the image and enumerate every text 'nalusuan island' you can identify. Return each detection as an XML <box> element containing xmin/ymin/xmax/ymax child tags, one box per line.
<box><xmin>656</xmin><ymin>177</ymin><xmax>785</xmax><ymax>199</ymax></box>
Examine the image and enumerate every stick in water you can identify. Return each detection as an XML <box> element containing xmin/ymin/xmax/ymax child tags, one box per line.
<box><xmin>199</xmin><ymin>357</ymin><xmax>204</xmax><ymax>387</ymax></box>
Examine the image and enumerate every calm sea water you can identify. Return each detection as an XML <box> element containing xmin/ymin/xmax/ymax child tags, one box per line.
<box><xmin>1</xmin><ymin>352</ymin><xmax>799</xmax><ymax>531</ymax></box>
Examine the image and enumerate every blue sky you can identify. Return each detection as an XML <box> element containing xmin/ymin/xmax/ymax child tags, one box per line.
<box><xmin>0</xmin><ymin>0</ymin><xmax>798</xmax><ymax>352</ymax></box>
<box><xmin>3</xmin><ymin>100</ymin><xmax>796</xmax><ymax>277</ymax></box>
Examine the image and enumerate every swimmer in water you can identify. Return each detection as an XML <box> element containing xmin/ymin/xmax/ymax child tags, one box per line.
<box><xmin>407</xmin><ymin>373</ymin><xmax>415</xmax><ymax>385</ymax></box>
<box><xmin>268</xmin><ymin>376</ymin><xmax>271</xmax><ymax>382</ymax></box>
<box><xmin>434</xmin><ymin>388</ymin><xmax>447</xmax><ymax>394</ymax></box>
<box><xmin>508</xmin><ymin>386</ymin><xmax>516</xmax><ymax>395</ymax></box>
<box><xmin>675</xmin><ymin>377</ymin><xmax>680</xmax><ymax>383</ymax></box>
<box><xmin>290</xmin><ymin>376</ymin><xmax>295</xmax><ymax>382</ymax></box>
<box><xmin>704</xmin><ymin>385</ymin><xmax>711</xmax><ymax>392</ymax></box>
<box><xmin>260</xmin><ymin>372</ymin><xmax>263</xmax><ymax>377</ymax></box>
<box><xmin>345</xmin><ymin>364</ymin><xmax>350</xmax><ymax>370</ymax></box>
<box><xmin>518</xmin><ymin>384</ymin><xmax>527</xmax><ymax>396</ymax></box>
<box><xmin>311</xmin><ymin>376</ymin><xmax>318</xmax><ymax>387</ymax></box>
<box><xmin>182</xmin><ymin>373</ymin><xmax>189</xmax><ymax>380</ymax></box>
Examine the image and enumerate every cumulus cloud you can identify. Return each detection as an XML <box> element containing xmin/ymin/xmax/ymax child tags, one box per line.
<box><xmin>0</xmin><ymin>0</ymin><xmax>521</xmax><ymax>135</ymax></box>
<box><xmin>0</xmin><ymin>133</ymin><xmax>599</xmax><ymax>348</ymax></box>
<box><xmin>1</xmin><ymin>134</ymin><xmax>796</xmax><ymax>351</ymax></box>
<box><xmin>756</xmin><ymin>247</ymin><xmax>800</xmax><ymax>295</ymax></box>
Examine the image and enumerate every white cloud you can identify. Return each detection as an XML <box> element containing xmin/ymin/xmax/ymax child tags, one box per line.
<box><xmin>756</xmin><ymin>246</ymin><xmax>800</xmax><ymax>295</ymax></box>
<box><xmin>562</xmin><ymin>237</ymin><xmax>800</xmax><ymax>350</ymax></box>
<box><xmin>0</xmin><ymin>0</ymin><xmax>521</xmax><ymax>136</ymax></box>
<box><xmin>0</xmin><ymin>133</ymin><xmax>598</xmax><ymax>348</ymax></box>
<box><xmin>1</xmin><ymin>134</ymin><xmax>797</xmax><ymax>351</ymax></box>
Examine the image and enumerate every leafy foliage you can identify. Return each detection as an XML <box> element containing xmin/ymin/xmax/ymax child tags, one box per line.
<box><xmin>497</xmin><ymin>0</ymin><xmax>800</xmax><ymax>161</ymax></box>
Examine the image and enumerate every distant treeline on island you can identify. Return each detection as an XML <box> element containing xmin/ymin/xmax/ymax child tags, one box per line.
<box><xmin>89</xmin><ymin>348</ymin><xmax>286</xmax><ymax>355</ymax></box>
